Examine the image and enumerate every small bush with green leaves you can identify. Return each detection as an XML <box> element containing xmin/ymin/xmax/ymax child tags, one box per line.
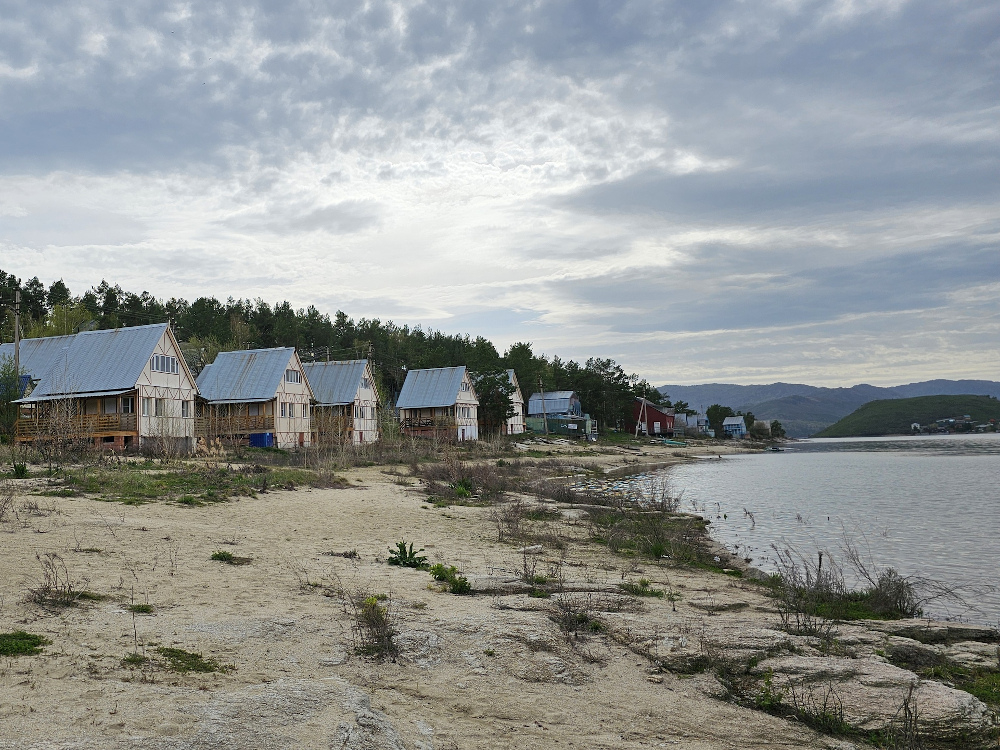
<box><xmin>155</xmin><ymin>647</ymin><xmax>225</xmax><ymax>673</ymax></box>
<box><xmin>211</xmin><ymin>550</ymin><xmax>252</xmax><ymax>566</ymax></box>
<box><xmin>429</xmin><ymin>563</ymin><xmax>473</xmax><ymax>595</ymax></box>
<box><xmin>0</xmin><ymin>631</ymin><xmax>49</xmax><ymax>657</ymax></box>
<box><xmin>387</xmin><ymin>541</ymin><xmax>428</xmax><ymax>569</ymax></box>
<box><xmin>620</xmin><ymin>578</ymin><xmax>665</xmax><ymax>598</ymax></box>
<box><xmin>348</xmin><ymin>590</ymin><xmax>398</xmax><ymax>659</ymax></box>
<box><xmin>12</xmin><ymin>463</ymin><xmax>28</xmax><ymax>479</ymax></box>
<box><xmin>129</xmin><ymin>603</ymin><xmax>154</xmax><ymax>614</ymax></box>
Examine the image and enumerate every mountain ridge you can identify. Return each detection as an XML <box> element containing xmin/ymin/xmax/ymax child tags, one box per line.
<box><xmin>658</xmin><ymin>379</ymin><xmax>1000</xmax><ymax>437</ymax></box>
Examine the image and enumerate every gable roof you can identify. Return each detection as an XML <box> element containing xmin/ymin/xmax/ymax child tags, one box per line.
<box><xmin>396</xmin><ymin>366</ymin><xmax>469</xmax><ymax>409</ymax></box>
<box><xmin>506</xmin><ymin>369</ymin><xmax>524</xmax><ymax>400</ymax></box>
<box><xmin>635</xmin><ymin>397</ymin><xmax>675</xmax><ymax>417</ymax></box>
<box><xmin>303</xmin><ymin>360</ymin><xmax>369</xmax><ymax>406</ymax></box>
<box><xmin>528</xmin><ymin>391</ymin><xmax>580</xmax><ymax>416</ymax></box>
<box><xmin>197</xmin><ymin>347</ymin><xmax>298</xmax><ymax>403</ymax></box>
<box><xmin>0</xmin><ymin>334</ymin><xmax>76</xmax><ymax>382</ymax></box>
<box><xmin>17</xmin><ymin>324</ymin><xmax>169</xmax><ymax>402</ymax></box>
<box><xmin>723</xmin><ymin>416</ymin><xmax>746</xmax><ymax>426</ymax></box>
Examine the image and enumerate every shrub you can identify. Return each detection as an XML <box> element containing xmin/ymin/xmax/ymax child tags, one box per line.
<box><xmin>210</xmin><ymin>550</ymin><xmax>252</xmax><ymax>566</ymax></box>
<box><xmin>26</xmin><ymin>553</ymin><xmax>94</xmax><ymax>608</ymax></box>
<box><xmin>0</xmin><ymin>631</ymin><xmax>49</xmax><ymax>657</ymax></box>
<box><xmin>429</xmin><ymin>564</ymin><xmax>472</xmax><ymax>595</ymax></box>
<box><xmin>620</xmin><ymin>578</ymin><xmax>665</xmax><ymax>598</ymax></box>
<box><xmin>12</xmin><ymin>463</ymin><xmax>28</xmax><ymax>479</ymax></box>
<box><xmin>348</xmin><ymin>590</ymin><xmax>398</xmax><ymax>658</ymax></box>
<box><xmin>155</xmin><ymin>647</ymin><xmax>224</xmax><ymax>673</ymax></box>
<box><xmin>387</xmin><ymin>541</ymin><xmax>428</xmax><ymax>569</ymax></box>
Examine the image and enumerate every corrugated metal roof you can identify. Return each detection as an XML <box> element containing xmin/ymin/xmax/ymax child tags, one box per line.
<box><xmin>19</xmin><ymin>324</ymin><xmax>168</xmax><ymax>402</ymax></box>
<box><xmin>506</xmin><ymin>369</ymin><xmax>523</xmax><ymax>398</ymax></box>
<box><xmin>18</xmin><ymin>388</ymin><xmax>132</xmax><ymax>403</ymax></box>
<box><xmin>196</xmin><ymin>348</ymin><xmax>297</xmax><ymax>403</ymax></box>
<box><xmin>723</xmin><ymin>416</ymin><xmax>746</xmax><ymax>426</ymax></box>
<box><xmin>0</xmin><ymin>334</ymin><xmax>77</xmax><ymax>381</ymax></box>
<box><xmin>527</xmin><ymin>391</ymin><xmax>580</xmax><ymax>416</ymax></box>
<box><xmin>303</xmin><ymin>360</ymin><xmax>368</xmax><ymax>406</ymax></box>
<box><xmin>396</xmin><ymin>366</ymin><xmax>469</xmax><ymax>409</ymax></box>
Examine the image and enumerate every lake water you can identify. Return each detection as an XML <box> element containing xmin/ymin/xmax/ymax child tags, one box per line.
<box><xmin>665</xmin><ymin>433</ymin><xmax>1000</xmax><ymax>625</ymax></box>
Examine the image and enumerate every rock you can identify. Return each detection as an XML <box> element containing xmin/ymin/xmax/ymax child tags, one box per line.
<box><xmin>518</xmin><ymin>545</ymin><xmax>544</xmax><ymax>555</ymax></box>
<box><xmin>866</xmin><ymin>619</ymin><xmax>1000</xmax><ymax>645</ymax></box>
<box><xmin>942</xmin><ymin>641</ymin><xmax>1000</xmax><ymax>671</ymax></box>
<box><xmin>752</xmin><ymin>656</ymin><xmax>997</xmax><ymax>748</ymax></box>
<box><xmin>884</xmin><ymin>636</ymin><xmax>946</xmax><ymax>669</ymax></box>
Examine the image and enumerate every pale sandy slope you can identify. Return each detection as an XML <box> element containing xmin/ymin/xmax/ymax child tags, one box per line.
<box><xmin>0</xmin><ymin>464</ymin><xmax>845</xmax><ymax>750</ymax></box>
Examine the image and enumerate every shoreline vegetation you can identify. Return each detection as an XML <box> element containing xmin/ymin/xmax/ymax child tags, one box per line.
<box><xmin>0</xmin><ymin>434</ymin><xmax>997</xmax><ymax>749</ymax></box>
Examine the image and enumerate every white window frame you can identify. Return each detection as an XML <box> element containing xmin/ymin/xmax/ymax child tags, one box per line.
<box><xmin>285</xmin><ymin>369</ymin><xmax>301</xmax><ymax>384</ymax></box>
<box><xmin>154</xmin><ymin>398</ymin><xmax>167</xmax><ymax>417</ymax></box>
<box><xmin>142</xmin><ymin>397</ymin><xmax>152</xmax><ymax>417</ymax></box>
<box><xmin>181</xmin><ymin>401</ymin><xmax>190</xmax><ymax>418</ymax></box>
<box><xmin>280</xmin><ymin>402</ymin><xmax>287</xmax><ymax>418</ymax></box>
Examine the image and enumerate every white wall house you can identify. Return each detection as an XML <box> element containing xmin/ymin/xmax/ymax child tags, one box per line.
<box><xmin>505</xmin><ymin>369</ymin><xmax>526</xmax><ymax>435</ymax></box>
<box><xmin>196</xmin><ymin>348</ymin><xmax>313</xmax><ymax>449</ymax></box>
<box><xmin>396</xmin><ymin>366</ymin><xmax>479</xmax><ymax>441</ymax></box>
<box><xmin>303</xmin><ymin>359</ymin><xmax>380</xmax><ymax>444</ymax></box>
<box><xmin>11</xmin><ymin>323</ymin><xmax>197</xmax><ymax>453</ymax></box>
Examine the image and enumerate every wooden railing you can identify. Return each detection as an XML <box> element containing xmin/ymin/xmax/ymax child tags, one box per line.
<box><xmin>16</xmin><ymin>413</ymin><xmax>138</xmax><ymax>439</ymax></box>
<box><xmin>195</xmin><ymin>414</ymin><xmax>275</xmax><ymax>436</ymax></box>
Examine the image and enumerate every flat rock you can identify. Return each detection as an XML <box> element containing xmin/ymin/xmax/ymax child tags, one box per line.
<box><xmin>866</xmin><ymin>619</ymin><xmax>1000</xmax><ymax>645</ymax></box>
<box><xmin>754</xmin><ymin>655</ymin><xmax>996</xmax><ymax>748</ymax></box>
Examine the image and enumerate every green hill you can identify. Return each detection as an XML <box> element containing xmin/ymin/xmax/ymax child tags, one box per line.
<box><xmin>814</xmin><ymin>395</ymin><xmax>1000</xmax><ymax>437</ymax></box>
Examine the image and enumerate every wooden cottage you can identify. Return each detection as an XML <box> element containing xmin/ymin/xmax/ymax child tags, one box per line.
<box><xmin>196</xmin><ymin>348</ymin><xmax>313</xmax><ymax>449</ymax></box>
<box><xmin>505</xmin><ymin>369</ymin><xmax>526</xmax><ymax>435</ymax></box>
<box><xmin>627</xmin><ymin>397</ymin><xmax>675</xmax><ymax>437</ymax></box>
<box><xmin>396</xmin><ymin>366</ymin><xmax>479</xmax><ymax>441</ymax></box>
<box><xmin>11</xmin><ymin>323</ymin><xmax>197</xmax><ymax>452</ymax></box>
<box><xmin>302</xmin><ymin>359</ymin><xmax>379</xmax><ymax>444</ymax></box>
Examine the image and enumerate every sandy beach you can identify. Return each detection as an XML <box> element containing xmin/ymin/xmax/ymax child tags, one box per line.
<box><xmin>0</xmin><ymin>442</ymin><xmax>995</xmax><ymax>749</ymax></box>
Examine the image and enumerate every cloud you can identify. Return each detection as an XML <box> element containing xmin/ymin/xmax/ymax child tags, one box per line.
<box><xmin>0</xmin><ymin>0</ymin><xmax>998</xmax><ymax>386</ymax></box>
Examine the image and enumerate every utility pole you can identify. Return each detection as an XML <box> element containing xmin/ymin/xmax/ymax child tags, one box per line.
<box><xmin>538</xmin><ymin>377</ymin><xmax>549</xmax><ymax>436</ymax></box>
<box><xmin>13</xmin><ymin>289</ymin><xmax>20</xmax><ymax>389</ymax></box>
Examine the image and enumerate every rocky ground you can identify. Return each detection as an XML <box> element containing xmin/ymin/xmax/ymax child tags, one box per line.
<box><xmin>0</xmin><ymin>447</ymin><xmax>996</xmax><ymax>749</ymax></box>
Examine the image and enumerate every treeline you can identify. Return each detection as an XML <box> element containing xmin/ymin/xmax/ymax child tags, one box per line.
<box><xmin>0</xmin><ymin>270</ymin><xmax>666</xmax><ymax>430</ymax></box>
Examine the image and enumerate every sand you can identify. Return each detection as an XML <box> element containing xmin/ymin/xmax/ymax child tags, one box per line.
<box><xmin>0</xmin><ymin>444</ymin><xmax>856</xmax><ymax>749</ymax></box>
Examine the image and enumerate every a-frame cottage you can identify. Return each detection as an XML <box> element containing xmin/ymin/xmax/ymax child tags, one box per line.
<box><xmin>302</xmin><ymin>359</ymin><xmax>380</xmax><ymax>444</ymax></box>
<box><xmin>195</xmin><ymin>348</ymin><xmax>313</xmax><ymax>449</ymax></box>
<box><xmin>396</xmin><ymin>366</ymin><xmax>479</xmax><ymax>441</ymax></box>
<box><xmin>11</xmin><ymin>323</ymin><xmax>197</xmax><ymax>452</ymax></box>
<box><xmin>505</xmin><ymin>369</ymin><xmax>526</xmax><ymax>435</ymax></box>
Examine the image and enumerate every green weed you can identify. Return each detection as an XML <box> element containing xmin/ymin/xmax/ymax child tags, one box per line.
<box><xmin>0</xmin><ymin>631</ymin><xmax>49</xmax><ymax>657</ymax></box>
<box><xmin>387</xmin><ymin>541</ymin><xmax>428</xmax><ymax>569</ymax></box>
<box><xmin>155</xmin><ymin>647</ymin><xmax>225</xmax><ymax>673</ymax></box>
<box><xmin>620</xmin><ymin>578</ymin><xmax>665</xmax><ymax>598</ymax></box>
<box><xmin>429</xmin><ymin>563</ymin><xmax>472</xmax><ymax>595</ymax></box>
<box><xmin>211</xmin><ymin>550</ymin><xmax>251</xmax><ymax>566</ymax></box>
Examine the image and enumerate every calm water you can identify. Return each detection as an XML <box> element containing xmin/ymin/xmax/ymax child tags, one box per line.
<box><xmin>666</xmin><ymin>433</ymin><xmax>1000</xmax><ymax>625</ymax></box>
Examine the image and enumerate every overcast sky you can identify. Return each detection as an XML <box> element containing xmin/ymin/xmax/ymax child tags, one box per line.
<box><xmin>1</xmin><ymin>0</ymin><xmax>998</xmax><ymax>387</ymax></box>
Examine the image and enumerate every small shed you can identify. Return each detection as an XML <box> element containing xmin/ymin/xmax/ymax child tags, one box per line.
<box><xmin>396</xmin><ymin>366</ymin><xmax>479</xmax><ymax>441</ymax></box>
<box><xmin>303</xmin><ymin>359</ymin><xmax>379</xmax><ymax>444</ymax></box>
<box><xmin>196</xmin><ymin>348</ymin><xmax>313</xmax><ymax>449</ymax></box>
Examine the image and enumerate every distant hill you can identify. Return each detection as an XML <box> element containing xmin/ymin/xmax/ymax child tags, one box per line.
<box><xmin>814</xmin><ymin>395</ymin><xmax>1000</xmax><ymax>437</ymax></box>
<box><xmin>658</xmin><ymin>380</ymin><xmax>1000</xmax><ymax>437</ymax></box>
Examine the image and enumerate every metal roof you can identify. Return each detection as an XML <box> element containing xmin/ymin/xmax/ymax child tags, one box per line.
<box><xmin>723</xmin><ymin>416</ymin><xmax>746</xmax><ymax>426</ymax></box>
<box><xmin>17</xmin><ymin>324</ymin><xmax>168</xmax><ymax>402</ymax></box>
<box><xmin>196</xmin><ymin>348</ymin><xmax>298</xmax><ymax>403</ymax></box>
<box><xmin>506</xmin><ymin>369</ymin><xmax>523</xmax><ymax>399</ymax></box>
<box><xmin>527</xmin><ymin>391</ymin><xmax>581</xmax><ymax>416</ymax></box>
<box><xmin>0</xmin><ymin>334</ymin><xmax>77</xmax><ymax>382</ymax></box>
<box><xmin>302</xmin><ymin>359</ymin><xmax>368</xmax><ymax>406</ymax></box>
<box><xmin>196</xmin><ymin>348</ymin><xmax>307</xmax><ymax>403</ymax></box>
<box><xmin>21</xmin><ymin>388</ymin><xmax>133</xmax><ymax>403</ymax></box>
<box><xmin>396</xmin><ymin>366</ymin><xmax>470</xmax><ymax>409</ymax></box>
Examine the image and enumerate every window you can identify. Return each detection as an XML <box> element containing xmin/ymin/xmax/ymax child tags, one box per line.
<box><xmin>361</xmin><ymin>377</ymin><xmax>371</xmax><ymax>390</ymax></box>
<box><xmin>154</xmin><ymin>398</ymin><xmax>166</xmax><ymax>417</ymax></box>
<box><xmin>288</xmin><ymin>403</ymin><xmax>295</xmax><ymax>419</ymax></box>
<box><xmin>181</xmin><ymin>401</ymin><xmax>191</xmax><ymax>418</ymax></box>
<box><xmin>280</xmin><ymin>402</ymin><xmax>287</xmax><ymax>418</ymax></box>
<box><xmin>150</xmin><ymin>354</ymin><xmax>179</xmax><ymax>374</ymax></box>
<box><xmin>285</xmin><ymin>369</ymin><xmax>301</xmax><ymax>384</ymax></box>
<box><xmin>460</xmin><ymin>381</ymin><xmax>469</xmax><ymax>392</ymax></box>
<box><xmin>121</xmin><ymin>397</ymin><xmax>134</xmax><ymax>414</ymax></box>
<box><xmin>302</xmin><ymin>404</ymin><xmax>308</xmax><ymax>418</ymax></box>
<box><xmin>102</xmin><ymin>397</ymin><xmax>118</xmax><ymax>414</ymax></box>
<box><xmin>142</xmin><ymin>397</ymin><xmax>152</xmax><ymax>417</ymax></box>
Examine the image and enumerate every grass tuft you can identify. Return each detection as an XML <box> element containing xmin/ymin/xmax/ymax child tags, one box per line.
<box><xmin>0</xmin><ymin>631</ymin><xmax>49</xmax><ymax>657</ymax></box>
<box><xmin>210</xmin><ymin>550</ymin><xmax>252</xmax><ymax>566</ymax></box>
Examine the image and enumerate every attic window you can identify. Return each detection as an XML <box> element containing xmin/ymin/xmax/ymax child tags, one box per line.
<box><xmin>285</xmin><ymin>369</ymin><xmax>301</xmax><ymax>384</ymax></box>
<box><xmin>151</xmin><ymin>354</ymin><xmax>178</xmax><ymax>374</ymax></box>
<box><xmin>460</xmin><ymin>381</ymin><xmax>469</xmax><ymax>391</ymax></box>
